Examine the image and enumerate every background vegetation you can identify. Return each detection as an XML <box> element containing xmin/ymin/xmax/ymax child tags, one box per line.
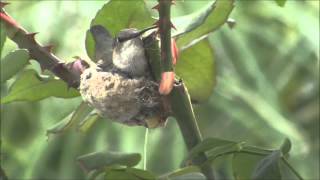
<box><xmin>1</xmin><ymin>0</ymin><xmax>319</xmax><ymax>179</ymax></box>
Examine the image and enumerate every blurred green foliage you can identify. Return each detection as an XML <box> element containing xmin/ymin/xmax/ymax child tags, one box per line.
<box><xmin>1</xmin><ymin>0</ymin><xmax>319</xmax><ymax>179</ymax></box>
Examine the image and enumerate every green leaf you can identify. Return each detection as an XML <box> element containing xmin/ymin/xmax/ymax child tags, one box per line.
<box><xmin>105</xmin><ymin>169</ymin><xmax>140</xmax><ymax>180</ymax></box>
<box><xmin>77</xmin><ymin>112</ymin><xmax>100</xmax><ymax>133</ymax></box>
<box><xmin>77</xmin><ymin>151</ymin><xmax>141</xmax><ymax>173</ymax></box>
<box><xmin>184</xmin><ymin>137</ymin><xmax>235</xmax><ymax>164</ymax></box>
<box><xmin>174</xmin><ymin>0</ymin><xmax>235</xmax><ymax>47</ymax></box>
<box><xmin>46</xmin><ymin>102</ymin><xmax>93</xmax><ymax>138</ymax></box>
<box><xmin>275</xmin><ymin>0</ymin><xmax>287</xmax><ymax>7</ymax></box>
<box><xmin>176</xmin><ymin>39</ymin><xmax>215</xmax><ymax>102</ymax></box>
<box><xmin>251</xmin><ymin>151</ymin><xmax>282</xmax><ymax>180</ymax></box>
<box><xmin>170</xmin><ymin>173</ymin><xmax>206</xmax><ymax>180</ymax></box>
<box><xmin>280</xmin><ymin>138</ymin><xmax>292</xmax><ymax>156</ymax></box>
<box><xmin>205</xmin><ymin>142</ymin><xmax>244</xmax><ymax>165</ymax></box>
<box><xmin>232</xmin><ymin>153</ymin><xmax>265</xmax><ymax>180</ymax></box>
<box><xmin>85</xmin><ymin>0</ymin><xmax>154</xmax><ymax>61</ymax></box>
<box><xmin>0</xmin><ymin>22</ymin><xmax>6</xmax><ymax>56</ymax></box>
<box><xmin>126</xmin><ymin>168</ymin><xmax>156</xmax><ymax>180</ymax></box>
<box><xmin>1</xmin><ymin>69</ymin><xmax>79</xmax><ymax>104</ymax></box>
<box><xmin>1</xmin><ymin>49</ymin><xmax>30</xmax><ymax>83</ymax></box>
<box><xmin>159</xmin><ymin>166</ymin><xmax>201</xmax><ymax>180</ymax></box>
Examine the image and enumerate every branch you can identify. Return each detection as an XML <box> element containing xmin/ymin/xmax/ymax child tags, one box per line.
<box><xmin>0</xmin><ymin>3</ymin><xmax>81</xmax><ymax>88</ymax></box>
<box><xmin>155</xmin><ymin>1</ymin><xmax>215</xmax><ymax>179</ymax></box>
<box><xmin>157</xmin><ymin>0</ymin><xmax>173</xmax><ymax>72</ymax></box>
<box><xmin>169</xmin><ymin>81</ymin><xmax>215</xmax><ymax>180</ymax></box>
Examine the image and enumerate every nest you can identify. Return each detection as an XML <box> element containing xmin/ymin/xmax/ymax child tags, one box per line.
<box><xmin>79</xmin><ymin>67</ymin><xmax>169</xmax><ymax>128</ymax></box>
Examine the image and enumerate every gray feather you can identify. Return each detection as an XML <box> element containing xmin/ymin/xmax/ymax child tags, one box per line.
<box><xmin>90</xmin><ymin>25</ymin><xmax>114</xmax><ymax>67</ymax></box>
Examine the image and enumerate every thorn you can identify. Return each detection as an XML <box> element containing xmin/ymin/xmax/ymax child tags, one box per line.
<box><xmin>26</xmin><ymin>32</ymin><xmax>38</xmax><ymax>41</ymax></box>
<box><xmin>170</xmin><ymin>21</ymin><xmax>177</xmax><ymax>30</ymax></box>
<box><xmin>227</xmin><ymin>18</ymin><xmax>236</xmax><ymax>29</ymax></box>
<box><xmin>40</xmin><ymin>64</ymin><xmax>47</xmax><ymax>73</ymax></box>
<box><xmin>153</xmin><ymin>20</ymin><xmax>160</xmax><ymax>27</ymax></box>
<box><xmin>0</xmin><ymin>2</ymin><xmax>9</xmax><ymax>8</ymax></box>
<box><xmin>152</xmin><ymin>3</ymin><xmax>160</xmax><ymax>10</ymax></box>
<box><xmin>43</xmin><ymin>45</ymin><xmax>53</xmax><ymax>52</ymax></box>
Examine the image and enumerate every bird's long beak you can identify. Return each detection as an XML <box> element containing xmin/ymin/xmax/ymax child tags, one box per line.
<box><xmin>117</xmin><ymin>25</ymin><xmax>157</xmax><ymax>43</ymax></box>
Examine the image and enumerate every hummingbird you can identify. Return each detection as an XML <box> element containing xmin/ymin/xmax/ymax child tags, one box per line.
<box><xmin>90</xmin><ymin>25</ymin><xmax>156</xmax><ymax>77</ymax></box>
<box><xmin>80</xmin><ymin>25</ymin><xmax>168</xmax><ymax>128</ymax></box>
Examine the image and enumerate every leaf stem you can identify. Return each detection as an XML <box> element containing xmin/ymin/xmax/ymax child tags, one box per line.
<box><xmin>143</xmin><ymin>128</ymin><xmax>149</xmax><ymax>170</ymax></box>
<box><xmin>282</xmin><ymin>157</ymin><xmax>304</xmax><ymax>180</ymax></box>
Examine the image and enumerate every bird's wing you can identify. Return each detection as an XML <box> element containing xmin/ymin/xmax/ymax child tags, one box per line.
<box><xmin>90</xmin><ymin>25</ymin><xmax>114</xmax><ymax>66</ymax></box>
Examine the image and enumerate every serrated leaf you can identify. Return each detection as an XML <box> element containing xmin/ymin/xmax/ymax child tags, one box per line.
<box><xmin>1</xmin><ymin>49</ymin><xmax>30</xmax><ymax>83</ymax></box>
<box><xmin>251</xmin><ymin>151</ymin><xmax>282</xmax><ymax>180</ymax></box>
<box><xmin>46</xmin><ymin>102</ymin><xmax>93</xmax><ymax>138</ymax></box>
<box><xmin>174</xmin><ymin>0</ymin><xmax>235</xmax><ymax>47</ymax></box>
<box><xmin>77</xmin><ymin>112</ymin><xmax>100</xmax><ymax>133</ymax></box>
<box><xmin>176</xmin><ymin>39</ymin><xmax>215</xmax><ymax>102</ymax></box>
<box><xmin>275</xmin><ymin>0</ymin><xmax>287</xmax><ymax>7</ymax></box>
<box><xmin>85</xmin><ymin>0</ymin><xmax>154</xmax><ymax>61</ymax></box>
<box><xmin>1</xmin><ymin>69</ymin><xmax>79</xmax><ymax>104</ymax></box>
<box><xmin>77</xmin><ymin>151</ymin><xmax>141</xmax><ymax>173</ymax></box>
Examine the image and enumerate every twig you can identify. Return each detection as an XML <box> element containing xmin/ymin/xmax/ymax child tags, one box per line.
<box><xmin>0</xmin><ymin>4</ymin><xmax>80</xmax><ymax>88</ymax></box>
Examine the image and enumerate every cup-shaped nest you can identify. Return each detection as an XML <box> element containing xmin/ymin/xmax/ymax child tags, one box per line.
<box><xmin>79</xmin><ymin>67</ymin><xmax>169</xmax><ymax>128</ymax></box>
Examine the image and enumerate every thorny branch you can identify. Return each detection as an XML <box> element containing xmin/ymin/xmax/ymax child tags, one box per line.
<box><xmin>1</xmin><ymin>2</ymin><xmax>82</xmax><ymax>88</ymax></box>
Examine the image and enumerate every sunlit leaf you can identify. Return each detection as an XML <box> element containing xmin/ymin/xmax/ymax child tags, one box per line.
<box><xmin>176</xmin><ymin>39</ymin><xmax>215</xmax><ymax>102</ymax></box>
<box><xmin>46</xmin><ymin>102</ymin><xmax>93</xmax><ymax>138</ymax></box>
<box><xmin>174</xmin><ymin>0</ymin><xmax>235</xmax><ymax>47</ymax></box>
<box><xmin>77</xmin><ymin>151</ymin><xmax>141</xmax><ymax>173</ymax></box>
<box><xmin>251</xmin><ymin>151</ymin><xmax>282</xmax><ymax>180</ymax></box>
<box><xmin>275</xmin><ymin>0</ymin><xmax>287</xmax><ymax>7</ymax></box>
<box><xmin>85</xmin><ymin>0</ymin><xmax>154</xmax><ymax>61</ymax></box>
<box><xmin>1</xmin><ymin>69</ymin><xmax>79</xmax><ymax>104</ymax></box>
<box><xmin>1</xmin><ymin>49</ymin><xmax>30</xmax><ymax>83</ymax></box>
